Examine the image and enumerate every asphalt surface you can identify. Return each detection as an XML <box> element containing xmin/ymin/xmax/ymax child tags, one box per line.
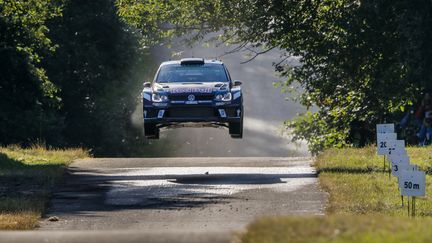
<box><xmin>17</xmin><ymin>157</ymin><xmax>326</xmax><ymax>243</ymax></box>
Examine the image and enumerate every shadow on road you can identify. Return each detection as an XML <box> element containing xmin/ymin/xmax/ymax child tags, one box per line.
<box><xmin>43</xmin><ymin>167</ymin><xmax>316</xmax><ymax>215</ymax></box>
<box><xmin>172</xmin><ymin>173</ymin><xmax>315</xmax><ymax>185</ymax></box>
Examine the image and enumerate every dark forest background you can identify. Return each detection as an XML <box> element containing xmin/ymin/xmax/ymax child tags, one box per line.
<box><xmin>2</xmin><ymin>0</ymin><xmax>432</xmax><ymax>155</ymax></box>
<box><xmin>1</xmin><ymin>0</ymin><xmax>153</xmax><ymax>156</ymax></box>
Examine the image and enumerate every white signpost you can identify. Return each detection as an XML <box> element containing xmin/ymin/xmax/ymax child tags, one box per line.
<box><xmin>398</xmin><ymin>168</ymin><xmax>426</xmax><ymax>217</ymax></box>
<box><xmin>376</xmin><ymin>123</ymin><xmax>427</xmax><ymax>217</ymax></box>
<box><xmin>388</xmin><ymin>154</ymin><xmax>410</xmax><ymax>164</ymax></box>
<box><xmin>386</xmin><ymin>140</ymin><xmax>406</xmax><ymax>156</ymax></box>
<box><xmin>399</xmin><ymin>170</ymin><xmax>426</xmax><ymax>197</ymax></box>
<box><xmin>376</xmin><ymin>124</ymin><xmax>396</xmax><ymax>172</ymax></box>
<box><xmin>376</xmin><ymin>124</ymin><xmax>395</xmax><ymax>133</ymax></box>
<box><xmin>388</xmin><ymin>154</ymin><xmax>410</xmax><ymax>177</ymax></box>
<box><xmin>384</xmin><ymin>139</ymin><xmax>406</xmax><ymax>177</ymax></box>
<box><xmin>377</xmin><ymin>133</ymin><xmax>397</xmax><ymax>155</ymax></box>
<box><xmin>388</xmin><ymin>153</ymin><xmax>411</xmax><ymax>208</ymax></box>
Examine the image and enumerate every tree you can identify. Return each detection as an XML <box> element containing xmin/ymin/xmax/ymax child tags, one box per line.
<box><xmin>117</xmin><ymin>0</ymin><xmax>432</xmax><ymax>153</ymax></box>
<box><xmin>45</xmin><ymin>0</ymin><xmax>149</xmax><ymax>155</ymax></box>
<box><xmin>0</xmin><ymin>0</ymin><xmax>63</xmax><ymax>145</ymax></box>
<box><xmin>1</xmin><ymin>0</ymin><xmax>151</xmax><ymax>155</ymax></box>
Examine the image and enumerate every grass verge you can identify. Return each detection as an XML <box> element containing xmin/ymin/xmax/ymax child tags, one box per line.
<box><xmin>238</xmin><ymin>215</ymin><xmax>432</xmax><ymax>243</ymax></box>
<box><xmin>0</xmin><ymin>145</ymin><xmax>88</xmax><ymax>230</ymax></box>
<box><xmin>238</xmin><ymin>146</ymin><xmax>432</xmax><ymax>242</ymax></box>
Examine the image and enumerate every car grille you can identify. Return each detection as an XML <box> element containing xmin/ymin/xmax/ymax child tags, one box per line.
<box><xmin>168</xmin><ymin>107</ymin><xmax>215</xmax><ymax>118</ymax></box>
<box><xmin>169</xmin><ymin>94</ymin><xmax>214</xmax><ymax>101</ymax></box>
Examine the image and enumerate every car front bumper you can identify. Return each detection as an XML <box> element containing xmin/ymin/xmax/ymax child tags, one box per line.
<box><xmin>143</xmin><ymin>103</ymin><xmax>242</xmax><ymax>125</ymax></box>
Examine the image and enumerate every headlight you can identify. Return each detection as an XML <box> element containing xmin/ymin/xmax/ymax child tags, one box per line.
<box><xmin>152</xmin><ymin>93</ymin><xmax>169</xmax><ymax>102</ymax></box>
<box><xmin>215</xmin><ymin>92</ymin><xmax>232</xmax><ymax>101</ymax></box>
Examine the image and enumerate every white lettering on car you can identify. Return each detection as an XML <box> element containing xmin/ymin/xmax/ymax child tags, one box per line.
<box><xmin>170</xmin><ymin>88</ymin><xmax>213</xmax><ymax>94</ymax></box>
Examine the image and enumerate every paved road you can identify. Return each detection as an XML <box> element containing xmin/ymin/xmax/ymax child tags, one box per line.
<box><xmin>0</xmin><ymin>157</ymin><xmax>326</xmax><ymax>243</ymax></box>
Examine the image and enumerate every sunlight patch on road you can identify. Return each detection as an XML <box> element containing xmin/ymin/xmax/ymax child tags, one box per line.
<box><xmin>105</xmin><ymin>167</ymin><xmax>316</xmax><ymax>206</ymax></box>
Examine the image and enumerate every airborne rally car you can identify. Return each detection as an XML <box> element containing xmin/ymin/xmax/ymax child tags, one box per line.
<box><xmin>142</xmin><ymin>58</ymin><xmax>243</xmax><ymax>139</ymax></box>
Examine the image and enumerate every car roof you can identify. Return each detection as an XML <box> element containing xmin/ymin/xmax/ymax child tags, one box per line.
<box><xmin>160</xmin><ymin>58</ymin><xmax>224</xmax><ymax>66</ymax></box>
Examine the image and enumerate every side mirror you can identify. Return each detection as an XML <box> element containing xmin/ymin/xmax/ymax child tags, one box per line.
<box><xmin>233</xmin><ymin>80</ymin><xmax>242</xmax><ymax>86</ymax></box>
<box><xmin>143</xmin><ymin>82</ymin><xmax>152</xmax><ymax>88</ymax></box>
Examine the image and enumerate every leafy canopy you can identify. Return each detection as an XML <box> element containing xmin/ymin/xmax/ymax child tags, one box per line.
<box><xmin>117</xmin><ymin>0</ymin><xmax>432</xmax><ymax>153</ymax></box>
<box><xmin>0</xmin><ymin>0</ymin><xmax>63</xmax><ymax>98</ymax></box>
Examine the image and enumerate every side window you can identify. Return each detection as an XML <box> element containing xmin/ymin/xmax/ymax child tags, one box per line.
<box><xmin>224</xmin><ymin>65</ymin><xmax>232</xmax><ymax>82</ymax></box>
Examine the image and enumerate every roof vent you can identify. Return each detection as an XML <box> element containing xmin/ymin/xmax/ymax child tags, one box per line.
<box><xmin>180</xmin><ymin>58</ymin><xmax>205</xmax><ymax>65</ymax></box>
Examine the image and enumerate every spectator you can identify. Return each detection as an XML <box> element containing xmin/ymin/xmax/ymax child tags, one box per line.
<box><xmin>416</xmin><ymin>93</ymin><xmax>432</xmax><ymax>145</ymax></box>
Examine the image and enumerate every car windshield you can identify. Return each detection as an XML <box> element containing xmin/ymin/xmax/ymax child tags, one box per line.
<box><xmin>156</xmin><ymin>64</ymin><xmax>229</xmax><ymax>83</ymax></box>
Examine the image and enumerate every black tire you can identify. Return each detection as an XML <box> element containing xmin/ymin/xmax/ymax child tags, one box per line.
<box><xmin>144</xmin><ymin>123</ymin><xmax>159</xmax><ymax>139</ymax></box>
<box><xmin>229</xmin><ymin>116</ymin><xmax>243</xmax><ymax>139</ymax></box>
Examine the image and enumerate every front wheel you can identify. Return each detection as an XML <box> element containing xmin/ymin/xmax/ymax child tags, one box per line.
<box><xmin>144</xmin><ymin>123</ymin><xmax>159</xmax><ymax>139</ymax></box>
<box><xmin>229</xmin><ymin>116</ymin><xmax>243</xmax><ymax>139</ymax></box>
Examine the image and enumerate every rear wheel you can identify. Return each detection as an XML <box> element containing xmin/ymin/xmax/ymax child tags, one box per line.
<box><xmin>229</xmin><ymin>116</ymin><xmax>243</xmax><ymax>139</ymax></box>
<box><xmin>144</xmin><ymin>123</ymin><xmax>159</xmax><ymax>139</ymax></box>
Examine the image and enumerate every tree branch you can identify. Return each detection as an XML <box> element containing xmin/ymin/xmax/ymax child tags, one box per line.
<box><xmin>240</xmin><ymin>46</ymin><xmax>276</xmax><ymax>64</ymax></box>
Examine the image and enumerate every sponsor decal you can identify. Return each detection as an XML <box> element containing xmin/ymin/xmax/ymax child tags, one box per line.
<box><xmin>171</xmin><ymin>87</ymin><xmax>212</xmax><ymax>94</ymax></box>
<box><xmin>152</xmin><ymin>103</ymin><xmax>168</xmax><ymax>107</ymax></box>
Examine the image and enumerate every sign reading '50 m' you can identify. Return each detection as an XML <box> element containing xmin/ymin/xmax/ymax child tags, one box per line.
<box><xmin>399</xmin><ymin>171</ymin><xmax>426</xmax><ymax>197</ymax></box>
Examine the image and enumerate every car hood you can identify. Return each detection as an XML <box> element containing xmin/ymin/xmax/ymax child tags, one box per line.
<box><xmin>154</xmin><ymin>82</ymin><xmax>229</xmax><ymax>94</ymax></box>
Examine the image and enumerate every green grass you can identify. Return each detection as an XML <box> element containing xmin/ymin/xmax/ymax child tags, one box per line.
<box><xmin>316</xmin><ymin>146</ymin><xmax>432</xmax><ymax>173</ymax></box>
<box><xmin>238</xmin><ymin>146</ymin><xmax>432</xmax><ymax>242</ymax></box>
<box><xmin>238</xmin><ymin>215</ymin><xmax>432</xmax><ymax>243</ymax></box>
<box><xmin>317</xmin><ymin>146</ymin><xmax>432</xmax><ymax>216</ymax></box>
<box><xmin>0</xmin><ymin>145</ymin><xmax>88</xmax><ymax>230</ymax></box>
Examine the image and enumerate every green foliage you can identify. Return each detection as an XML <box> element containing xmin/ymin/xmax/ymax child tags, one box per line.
<box><xmin>116</xmin><ymin>0</ymin><xmax>232</xmax><ymax>45</ymax></box>
<box><xmin>287</xmin><ymin>111</ymin><xmax>349</xmax><ymax>155</ymax></box>
<box><xmin>1</xmin><ymin>0</ymin><xmax>151</xmax><ymax>155</ymax></box>
<box><xmin>0</xmin><ymin>0</ymin><xmax>63</xmax><ymax>144</ymax></box>
<box><xmin>116</xmin><ymin>0</ymin><xmax>432</xmax><ymax>153</ymax></box>
<box><xmin>3</xmin><ymin>0</ymin><xmax>432</xmax><ymax>154</ymax></box>
<box><xmin>0</xmin><ymin>0</ymin><xmax>62</xmax><ymax>96</ymax></box>
<box><xmin>45</xmin><ymin>0</ymin><xmax>150</xmax><ymax>155</ymax></box>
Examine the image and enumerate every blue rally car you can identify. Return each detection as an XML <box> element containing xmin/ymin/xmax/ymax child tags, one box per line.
<box><xmin>142</xmin><ymin>58</ymin><xmax>243</xmax><ymax>139</ymax></box>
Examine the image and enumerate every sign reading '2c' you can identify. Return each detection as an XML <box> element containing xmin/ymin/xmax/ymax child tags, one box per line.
<box><xmin>399</xmin><ymin>171</ymin><xmax>426</xmax><ymax>197</ymax></box>
<box><xmin>377</xmin><ymin>132</ymin><xmax>397</xmax><ymax>155</ymax></box>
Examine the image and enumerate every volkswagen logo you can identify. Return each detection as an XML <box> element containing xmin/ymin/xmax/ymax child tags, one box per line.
<box><xmin>187</xmin><ymin>94</ymin><xmax>195</xmax><ymax>101</ymax></box>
